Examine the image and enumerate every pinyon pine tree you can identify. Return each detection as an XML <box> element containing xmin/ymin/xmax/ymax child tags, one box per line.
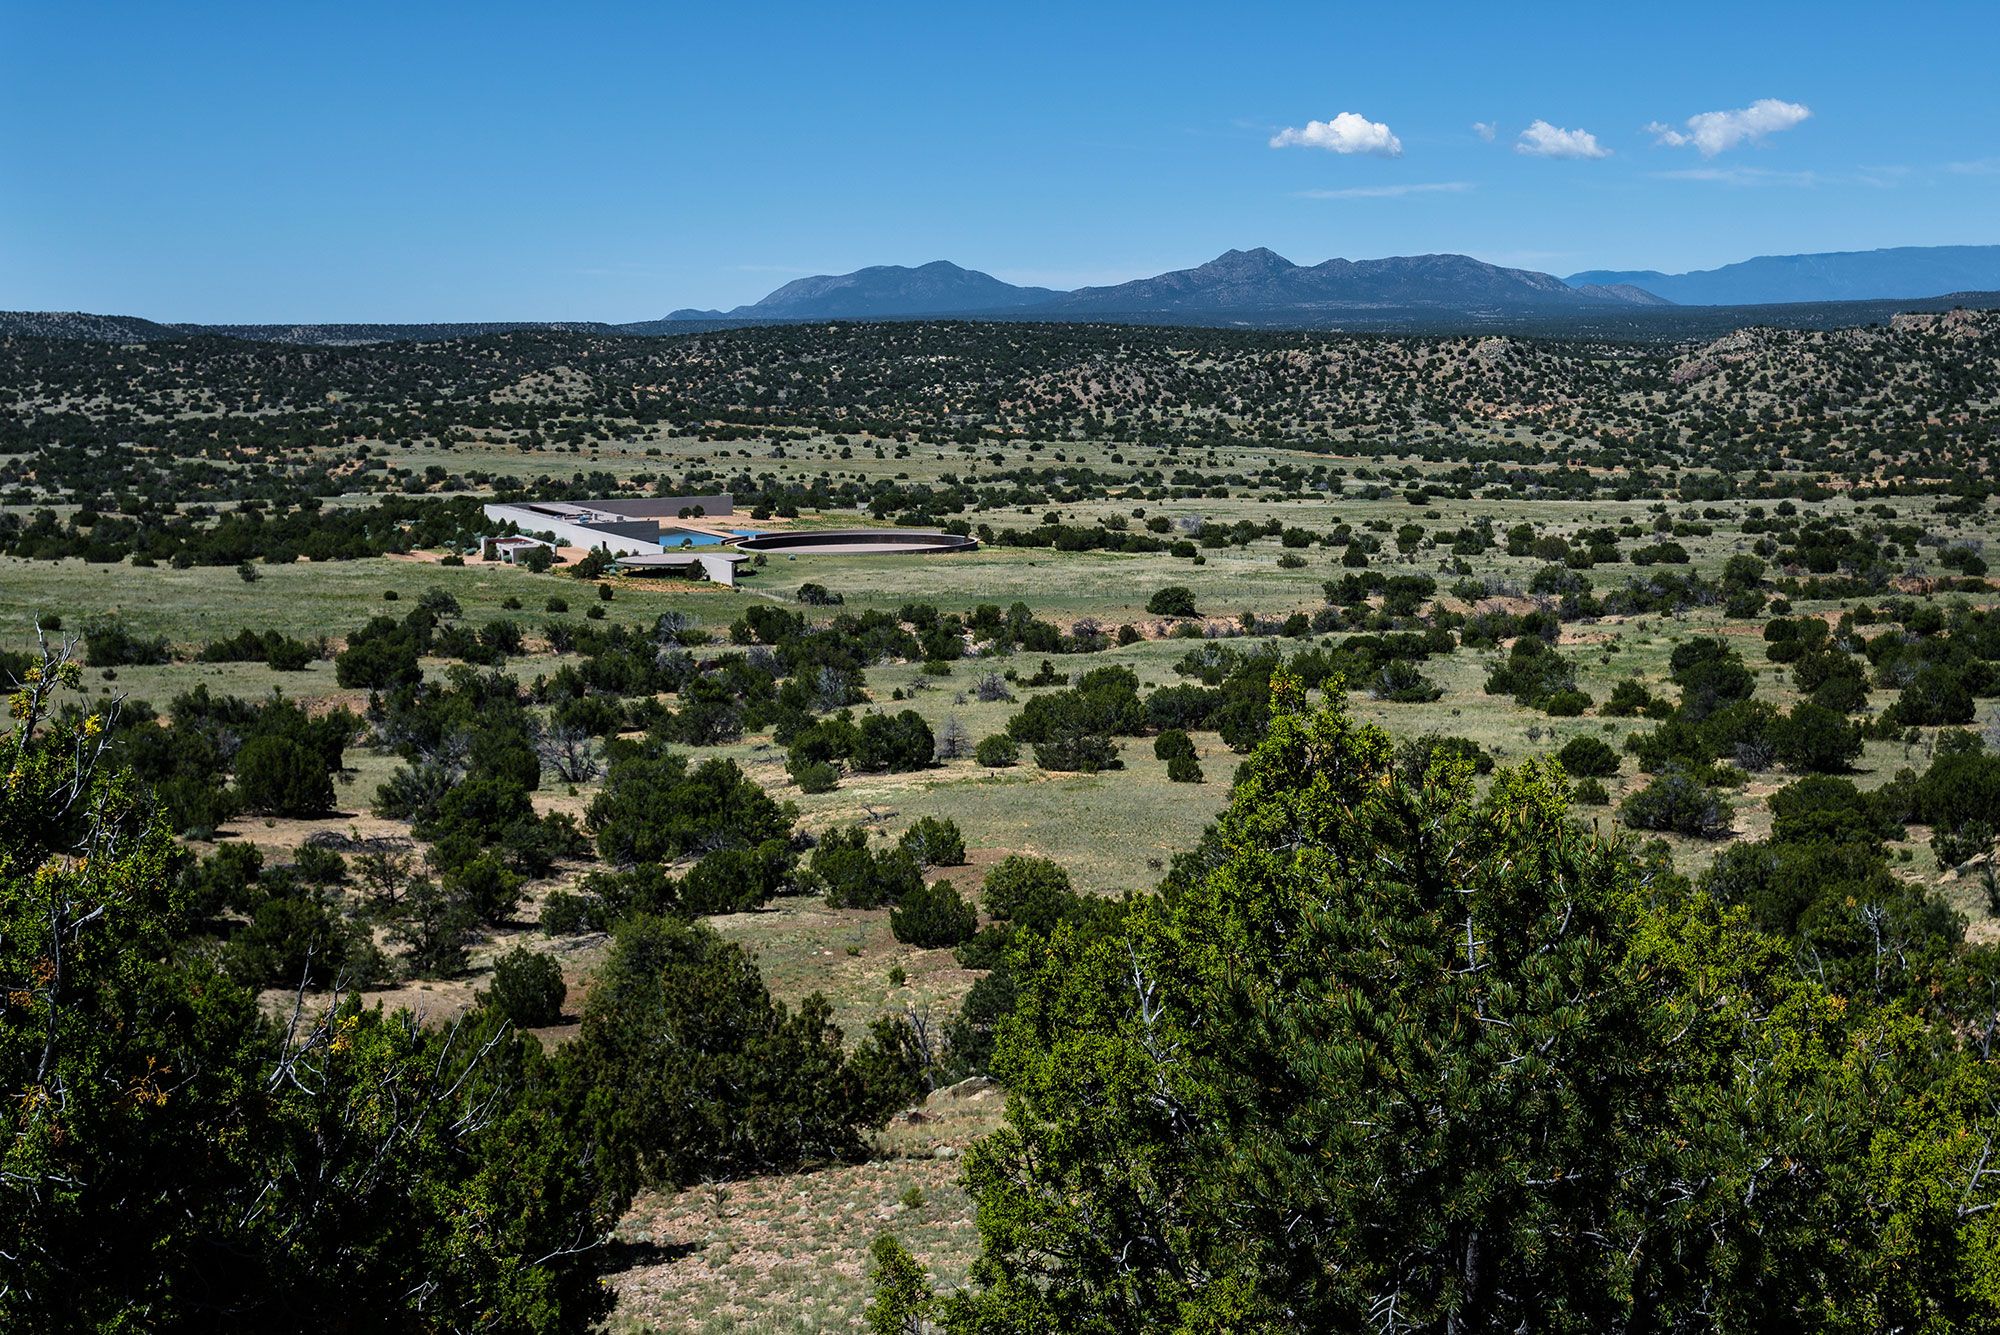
<box><xmin>884</xmin><ymin>672</ymin><xmax>2000</xmax><ymax>1333</ymax></box>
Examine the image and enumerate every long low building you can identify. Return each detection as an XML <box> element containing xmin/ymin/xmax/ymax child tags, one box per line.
<box><xmin>482</xmin><ymin>494</ymin><xmax>733</xmax><ymax>551</ymax></box>
<box><xmin>481</xmin><ymin>494</ymin><xmax>975</xmax><ymax>589</ymax></box>
<box><xmin>613</xmin><ymin>550</ymin><xmax>752</xmax><ymax>584</ymax></box>
<box><xmin>481</xmin><ymin>493</ymin><xmax>750</xmax><ymax>583</ymax></box>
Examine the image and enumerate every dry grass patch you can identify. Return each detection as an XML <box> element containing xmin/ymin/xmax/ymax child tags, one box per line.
<box><xmin>609</xmin><ymin>1080</ymin><xmax>1002</xmax><ymax>1333</ymax></box>
<box><xmin>706</xmin><ymin>896</ymin><xmax>981</xmax><ymax>1044</ymax></box>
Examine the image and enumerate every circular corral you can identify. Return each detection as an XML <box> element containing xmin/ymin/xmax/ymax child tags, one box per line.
<box><xmin>727</xmin><ymin>528</ymin><xmax>977</xmax><ymax>556</ymax></box>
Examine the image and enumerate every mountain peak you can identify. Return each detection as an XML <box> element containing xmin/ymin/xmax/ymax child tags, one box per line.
<box><xmin>1199</xmin><ymin>247</ymin><xmax>1297</xmax><ymax>273</ymax></box>
<box><xmin>733</xmin><ymin>262</ymin><xmax>1058</xmax><ymax>319</ymax></box>
<box><xmin>1038</xmin><ymin>249</ymin><xmax>1605</xmax><ymax>316</ymax></box>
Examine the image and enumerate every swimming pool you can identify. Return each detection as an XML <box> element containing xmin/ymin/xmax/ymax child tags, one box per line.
<box><xmin>654</xmin><ymin>527</ymin><xmax>727</xmax><ymax>548</ymax></box>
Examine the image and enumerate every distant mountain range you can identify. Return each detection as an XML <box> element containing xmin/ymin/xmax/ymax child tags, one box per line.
<box><xmin>657</xmin><ymin>244</ymin><xmax>2000</xmax><ymax>323</ymax></box>
<box><xmin>0</xmin><ymin>310</ymin><xmax>632</xmax><ymax>347</ymax></box>
<box><xmin>666</xmin><ymin>249</ymin><xmax>1654</xmax><ymax>323</ymax></box>
<box><xmin>1565</xmin><ymin>245</ymin><xmax>2000</xmax><ymax>306</ymax></box>
<box><xmin>6</xmin><ymin>245</ymin><xmax>1999</xmax><ymax>346</ymax></box>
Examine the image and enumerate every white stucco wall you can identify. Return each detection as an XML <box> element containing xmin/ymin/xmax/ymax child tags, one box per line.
<box><xmin>481</xmin><ymin>503</ymin><xmax>664</xmax><ymax>557</ymax></box>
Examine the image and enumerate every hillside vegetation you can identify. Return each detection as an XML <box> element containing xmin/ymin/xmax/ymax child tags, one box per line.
<box><xmin>7</xmin><ymin>313</ymin><xmax>2000</xmax><ymax>1329</ymax></box>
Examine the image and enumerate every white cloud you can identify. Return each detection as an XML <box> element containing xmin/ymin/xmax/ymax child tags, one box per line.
<box><xmin>1515</xmin><ymin>120</ymin><xmax>1611</xmax><ymax>159</ymax></box>
<box><xmin>1647</xmin><ymin>98</ymin><xmax>1810</xmax><ymax>157</ymax></box>
<box><xmin>1472</xmin><ymin>121</ymin><xmax>1497</xmax><ymax>142</ymax></box>
<box><xmin>1654</xmin><ymin>164</ymin><xmax>1904</xmax><ymax>189</ymax></box>
<box><xmin>1654</xmin><ymin>166</ymin><xmax>1819</xmax><ymax>187</ymax></box>
<box><xmin>1297</xmin><ymin>181</ymin><xmax>1473</xmax><ymax>199</ymax></box>
<box><xmin>1270</xmin><ymin>112</ymin><xmax>1403</xmax><ymax>156</ymax></box>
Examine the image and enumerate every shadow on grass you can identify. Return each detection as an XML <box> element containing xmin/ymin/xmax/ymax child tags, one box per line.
<box><xmin>602</xmin><ymin>1236</ymin><xmax>699</xmax><ymax>1268</ymax></box>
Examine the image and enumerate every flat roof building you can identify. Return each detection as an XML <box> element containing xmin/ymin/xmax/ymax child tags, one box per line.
<box><xmin>480</xmin><ymin>493</ymin><xmax>737</xmax><ymax>561</ymax></box>
<box><xmin>480</xmin><ymin>492</ymin><xmax>974</xmax><ymax>589</ymax></box>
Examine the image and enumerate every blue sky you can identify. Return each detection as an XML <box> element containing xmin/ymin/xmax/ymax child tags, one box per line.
<box><xmin>3</xmin><ymin>1</ymin><xmax>1996</xmax><ymax>321</ymax></box>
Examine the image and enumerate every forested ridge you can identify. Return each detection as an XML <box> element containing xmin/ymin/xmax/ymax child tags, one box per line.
<box><xmin>4</xmin><ymin>311</ymin><xmax>1997</xmax><ymax>520</ymax></box>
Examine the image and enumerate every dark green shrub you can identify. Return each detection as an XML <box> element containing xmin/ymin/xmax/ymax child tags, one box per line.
<box><xmin>291</xmin><ymin>843</ymin><xmax>348</xmax><ymax>886</ymax></box>
<box><xmin>1891</xmin><ymin>665</ymin><xmax>1974</xmax><ymax>727</ymax></box>
<box><xmin>1572</xmin><ymin>776</ymin><xmax>1611</xmax><ymax>805</ymax></box>
<box><xmin>899</xmin><ymin>816</ymin><xmax>967</xmax><ymax>868</ymax></box>
<box><xmin>1669</xmin><ymin>639</ymin><xmax>1756</xmax><ymax>723</ymax></box>
<box><xmin>264</xmin><ymin>636</ymin><xmax>315</xmax><ymax>671</ymax></box>
<box><xmin>589</xmin><ymin>748</ymin><xmax>793</xmax><ymax>866</ymax></box>
<box><xmin>1809</xmin><ymin>674</ymin><xmax>1871</xmax><ymax>715</ymax></box>
<box><xmin>1603</xmin><ymin>679</ymin><xmax>1659</xmax><ymax>718</ymax></box>
<box><xmin>1619</xmin><ymin>769</ymin><xmax>1732</xmax><ymax>838</ymax></box>
<box><xmin>233</xmin><ymin>735</ymin><xmax>336</xmax><ymax>817</ymax></box>
<box><xmin>1396</xmin><ymin>734</ymin><xmax>1496</xmax><ymax>781</ymax></box>
<box><xmin>889</xmin><ymin>880</ymin><xmax>978</xmax><ymax>948</ymax></box>
<box><xmin>1485</xmin><ymin>638</ymin><xmax>1583</xmax><ymax>713</ymax></box>
<box><xmin>1933</xmin><ymin>820</ymin><xmax>1995</xmax><ymax>871</ymax></box>
<box><xmin>793</xmin><ymin>760</ymin><xmax>840</xmax><ymax>793</ymax></box>
<box><xmin>224</xmin><ymin>893</ymin><xmax>383</xmax><ymax>990</ymax></box>
<box><xmin>82</xmin><ymin>617</ymin><xmax>170</xmax><ymax>667</ymax></box>
<box><xmin>444</xmin><ymin>853</ymin><xmax>523</xmax><ymax>924</ymax></box>
<box><xmin>975</xmin><ymin>734</ymin><xmax>1019</xmax><ymax>768</ymax></box>
<box><xmin>1542</xmin><ymin>690</ymin><xmax>1592</xmax><ymax>717</ymax></box>
<box><xmin>1556</xmin><ymin>735</ymin><xmax>1621</xmax><ymax>778</ymax></box>
<box><xmin>560</xmin><ymin>914</ymin><xmax>917</xmax><ymax>1198</ymax></box>
<box><xmin>334</xmin><ymin>617</ymin><xmax>422</xmax><ymax>689</ymax></box>
<box><xmin>1769</xmin><ymin>776</ymin><xmax>1903</xmax><ymax>847</ymax></box>
<box><xmin>390</xmin><ymin>877</ymin><xmax>479</xmax><ymax>978</ymax></box>
<box><xmin>479</xmin><ymin>946</ymin><xmax>567</xmax><ymax>1026</ymax></box>
<box><xmin>812</xmin><ymin>828</ymin><xmax>924</xmax><ymax>909</ymax></box>
<box><xmin>1033</xmin><ymin>732</ymin><xmax>1121</xmax><ymax>773</ymax></box>
<box><xmin>680</xmin><ymin>841</ymin><xmax>797</xmax><ymax>914</ymax></box>
<box><xmin>797</xmin><ymin>582</ymin><xmax>843</xmax><ymax>606</ymax></box>
<box><xmin>540</xmin><ymin>889</ymin><xmax>606</xmax><ymax>936</ymax></box>
<box><xmin>1775</xmin><ymin>703</ymin><xmax>1863</xmax><ymax>774</ymax></box>
<box><xmin>1371</xmin><ymin>660</ymin><xmax>1444</xmax><ymax>703</ymax></box>
<box><xmin>854</xmin><ymin>710</ymin><xmax>934</xmax><ymax>773</ymax></box>
<box><xmin>981</xmin><ymin>855</ymin><xmax>1075</xmax><ymax>931</ymax></box>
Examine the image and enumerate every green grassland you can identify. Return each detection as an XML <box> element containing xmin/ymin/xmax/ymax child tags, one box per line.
<box><xmin>7</xmin><ymin>463</ymin><xmax>1997</xmax><ymax>988</ymax></box>
<box><xmin>8</xmin><ymin>476</ymin><xmax>1993</xmax><ymax>943</ymax></box>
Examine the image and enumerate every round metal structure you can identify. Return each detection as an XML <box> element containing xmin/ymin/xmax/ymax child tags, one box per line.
<box><xmin>727</xmin><ymin>529</ymin><xmax>977</xmax><ymax>556</ymax></box>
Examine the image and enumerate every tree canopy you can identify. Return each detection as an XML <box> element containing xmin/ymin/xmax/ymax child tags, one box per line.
<box><xmin>895</xmin><ymin>676</ymin><xmax>2000</xmax><ymax>1333</ymax></box>
<box><xmin>0</xmin><ymin>651</ymin><xmax>615</xmax><ymax>1331</ymax></box>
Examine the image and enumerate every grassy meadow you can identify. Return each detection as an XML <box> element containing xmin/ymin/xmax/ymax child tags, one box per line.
<box><xmin>8</xmin><ymin>419</ymin><xmax>2000</xmax><ymax>1330</ymax></box>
